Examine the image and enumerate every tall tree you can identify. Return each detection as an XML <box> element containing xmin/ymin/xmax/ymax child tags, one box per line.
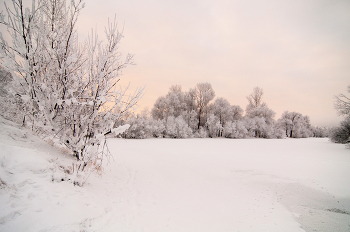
<box><xmin>246</xmin><ymin>86</ymin><xmax>266</xmax><ymax>112</ymax></box>
<box><xmin>212</xmin><ymin>97</ymin><xmax>231</xmax><ymax>127</ymax></box>
<box><xmin>195</xmin><ymin>82</ymin><xmax>215</xmax><ymax>129</ymax></box>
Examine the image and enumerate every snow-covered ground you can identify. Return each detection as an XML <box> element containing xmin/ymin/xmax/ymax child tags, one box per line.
<box><xmin>0</xmin><ymin>117</ymin><xmax>349</xmax><ymax>232</ymax></box>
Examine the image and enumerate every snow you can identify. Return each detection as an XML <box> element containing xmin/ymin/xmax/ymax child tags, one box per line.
<box><xmin>0</xmin><ymin>117</ymin><xmax>349</xmax><ymax>231</ymax></box>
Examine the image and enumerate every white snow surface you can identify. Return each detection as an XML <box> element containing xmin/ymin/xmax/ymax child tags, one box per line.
<box><xmin>0</xmin><ymin>117</ymin><xmax>349</xmax><ymax>232</ymax></box>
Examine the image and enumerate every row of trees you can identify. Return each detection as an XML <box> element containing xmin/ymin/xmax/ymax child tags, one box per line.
<box><xmin>121</xmin><ymin>84</ymin><xmax>328</xmax><ymax>139</ymax></box>
<box><xmin>0</xmin><ymin>0</ymin><xmax>143</xmax><ymax>176</ymax></box>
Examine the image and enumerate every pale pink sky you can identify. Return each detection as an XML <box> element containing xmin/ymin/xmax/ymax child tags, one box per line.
<box><xmin>77</xmin><ymin>0</ymin><xmax>350</xmax><ymax>127</ymax></box>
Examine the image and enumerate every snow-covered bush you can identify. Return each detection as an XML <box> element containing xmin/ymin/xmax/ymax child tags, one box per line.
<box><xmin>175</xmin><ymin>116</ymin><xmax>193</xmax><ymax>138</ymax></box>
<box><xmin>194</xmin><ymin>127</ymin><xmax>209</xmax><ymax>138</ymax></box>
<box><xmin>124</xmin><ymin>116</ymin><xmax>151</xmax><ymax>139</ymax></box>
<box><xmin>223</xmin><ymin>121</ymin><xmax>248</xmax><ymax>138</ymax></box>
<box><xmin>181</xmin><ymin>110</ymin><xmax>198</xmax><ymax>132</ymax></box>
<box><xmin>165</xmin><ymin>116</ymin><xmax>192</xmax><ymax>138</ymax></box>
<box><xmin>149</xmin><ymin>119</ymin><xmax>166</xmax><ymax>138</ymax></box>
<box><xmin>271</xmin><ymin>124</ymin><xmax>286</xmax><ymax>139</ymax></box>
<box><xmin>312</xmin><ymin>126</ymin><xmax>329</xmax><ymax>138</ymax></box>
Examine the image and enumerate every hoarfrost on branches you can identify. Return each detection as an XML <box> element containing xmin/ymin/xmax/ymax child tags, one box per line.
<box><xmin>0</xmin><ymin>0</ymin><xmax>144</xmax><ymax>178</ymax></box>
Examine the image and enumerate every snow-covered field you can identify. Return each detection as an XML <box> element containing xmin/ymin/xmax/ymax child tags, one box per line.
<box><xmin>0</xmin><ymin>117</ymin><xmax>349</xmax><ymax>232</ymax></box>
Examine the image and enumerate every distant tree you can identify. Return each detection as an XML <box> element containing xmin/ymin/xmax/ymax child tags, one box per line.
<box><xmin>311</xmin><ymin>126</ymin><xmax>329</xmax><ymax>138</ymax></box>
<box><xmin>165</xmin><ymin>115</ymin><xmax>192</xmax><ymax>138</ymax></box>
<box><xmin>231</xmin><ymin>105</ymin><xmax>244</xmax><ymax>121</ymax></box>
<box><xmin>150</xmin><ymin>119</ymin><xmax>166</xmax><ymax>138</ymax></box>
<box><xmin>184</xmin><ymin>88</ymin><xmax>197</xmax><ymax>112</ymax></box>
<box><xmin>223</xmin><ymin>121</ymin><xmax>248</xmax><ymax>139</ymax></box>
<box><xmin>151</xmin><ymin>96</ymin><xmax>167</xmax><ymax>120</ymax></box>
<box><xmin>181</xmin><ymin>110</ymin><xmax>198</xmax><ymax>131</ymax></box>
<box><xmin>245</xmin><ymin>107</ymin><xmax>275</xmax><ymax>138</ymax></box>
<box><xmin>331</xmin><ymin>86</ymin><xmax>350</xmax><ymax>145</ymax></box>
<box><xmin>124</xmin><ymin>109</ymin><xmax>153</xmax><ymax>139</ymax></box>
<box><xmin>206</xmin><ymin>114</ymin><xmax>222</xmax><ymax>138</ymax></box>
<box><xmin>212</xmin><ymin>97</ymin><xmax>231</xmax><ymax>128</ymax></box>
<box><xmin>151</xmin><ymin>85</ymin><xmax>187</xmax><ymax>120</ymax></box>
<box><xmin>334</xmin><ymin>85</ymin><xmax>350</xmax><ymax>116</ymax></box>
<box><xmin>277</xmin><ymin>111</ymin><xmax>312</xmax><ymax>138</ymax></box>
<box><xmin>246</xmin><ymin>106</ymin><xmax>275</xmax><ymax>125</ymax></box>
<box><xmin>243</xmin><ymin>118</ymin><xmax>257</xmax><ymax>137</ymax></box>
<box><xmin>246</xmin><ymin>87</ymin><xmax>266</xmax><ymax>112</ymax></box>
<box><xmin>271</xmin><ymin>124</ymin><xmax>286</xmax><ymax>139</ymax></box>
<box><xmin>329</xmin><ymin>117</ymin><xmax>350</xmax><ymax>144</ymax></box>
<box><xmin>195</xmin><ymin>83</ymin><xmax>215</xmax><ymax>129</ymax></box>
<box><xmin>124</xmin><ymin>115</ymin><xmax>150</xmax><ymax>139</ymax></box>
<box><xmin>194</xmin><ymin>127</ymin><xmax>209</xmax><ymax>138</ymax></box>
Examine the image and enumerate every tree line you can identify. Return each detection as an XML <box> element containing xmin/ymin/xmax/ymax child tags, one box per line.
<box><xmin>120</xmin><ymin>84</ymin><xmax>329</xmax><ymax>139</ymax></box>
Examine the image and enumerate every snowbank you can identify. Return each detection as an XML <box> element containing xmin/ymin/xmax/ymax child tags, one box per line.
<box><xmin>0</xmin><ymin>117</ymin><xmax>349</xmax><ymax>231</ymax></box>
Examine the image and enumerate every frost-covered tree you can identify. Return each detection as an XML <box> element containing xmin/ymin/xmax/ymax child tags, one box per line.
<box><xmin>245</xmin><ymin>87</ymin><xmax>276</xmax><ymax>138</ymax></box>
<box><xmin>246</xmin><ymin>106</ymin><xmax>275</xmax><ymax>125</ymax></box>
<box><xmin>184</xmin><ymin>88</ymin><xmax>197</xmax><ymax>112</ymax></box>
<box><xmin>0</xmin><ymin>0</ymin><xmax>143</xmax><ymax>171</ymax></box>
<box><xmin>334</xmin><ymin>85</ymin><xmax>350</xmax><ymax>116</ymax></box>
<box><xmin>164</xmin><ymin>115</ymin><xmax>192</xmax><ymax>138</ymax></box>
<box><xmin>194</xmin><ymin>126</ymin><xmax>208</xmax><ymax>138</ymax></box>
<box><xmin>311</xmin><ymin>126</ymin><xmax>329</xmax><ymax>138</ymax></box>
<box><xmin>245</xmin><ymin>106</ymin><xmax>275</xmax><ymax>138</ymax></box>
<box><xmin>151</xmin><ymin>83</ymin><xmax>215</xmax><ymax>134</ymax></box>
<box><xmin>206</xmin><ymin>113</ymin><xmax>222</xmax><ymax>138</ymax></box>
<box><xmin>181</xmin><ymin>109</ymin><xmax>198</xmax><ymax>132</ymax></box>
<box><xmin>149</xmin><ymin>119</ymin><xmax>165</xmax><ymax>138</ymax></box>
<box><xmin>246</xmin><ymin>86</ymin><xmax>266</xmax><ymax>112</ymax></box>
<box><xmin>151</xmin><ymin>96</ymin><xmax>167</xmax><ymax>120</ymax></box>
<box><xmin>231</xmin><ymin>105</ymin><xmax>244</xmax><ymax>121</ymax></box>
<box><xmin>124</xmin><ymin>110</ymin><xmax>152</xmax><ymax>139</ymax></box>
<box><xmin>195</xmin><ymin>83</ymin><xmax>215</xmax><ymax>129</ymax></box>
<box><xmin>329</xmin><ymin>117</ymin><xmax>350</xmax><ymax>144</ymax></box>
<box><xmin>223</xmin><ymin>121</ymin><xmax>248</xmax><ymax>139</ymax></box>
<box><xmin>151</xmin><ymin>85</ymin><xmax>187</xmax><ymax>120</ymax></box>
<box><xmin>331</xmin><ymin>86</ymin><xmax>350</xmax><ymax>145</ymax></box>
<box><xmin>211</xmin><ymin>97</ymin><xmax>231</xmax><ymax>128</ymax></box>
<box><xmin>277</xmin><ymin>111</ymin><xmax>312</xmax><ymax>138</ymax></box>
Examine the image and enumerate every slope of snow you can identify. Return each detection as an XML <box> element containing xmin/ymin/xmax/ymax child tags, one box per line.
<box><xmin>0</xmin><ymin>117</ymin><xmax>349</xmax><ymax>231</ymax></box>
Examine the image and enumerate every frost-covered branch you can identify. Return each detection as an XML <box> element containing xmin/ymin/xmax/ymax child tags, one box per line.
<box><xmin>334</xmin><ymin>86</ymin><xmax>350</xmax><ymax>116</ymax></box>
<box><xmin>0</xmin><ymin>0</ymin><xmax>144</xmax><ymax>176</ymax></box>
